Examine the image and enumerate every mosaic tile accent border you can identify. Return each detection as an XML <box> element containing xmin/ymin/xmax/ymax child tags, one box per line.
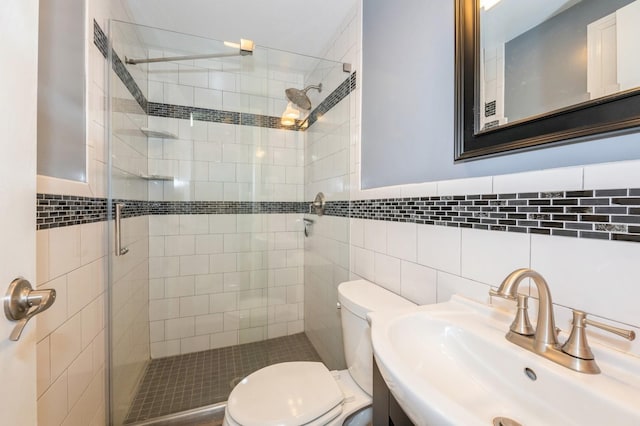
<box><xmin>37</xmin><ymin>194</ymin><xmax>108</xmax><ymax>230</ymax></box>
<box><xmin>324</xmin><ymin>189</ymin><xmax>640</xmax><ymax>242</ymax></box>
<box><xmin>93</xmin><ymin>21</ymin><xmax>355</xmax><ymax>132</ymax></box>
<box><xmin>36</xmin><ymin>195</ymin><xmax>307</xmax><ymax>230</ymax></box>
<box><xmin>147</xmin><ymin>103</ymin><xmax>291</xmax><ymax>130</ymax></box>
<box><xmin>308</xmin><ymin>72</ymin><xmax>357</xmax><ymax>128</ymax></box>
<box><xmin>148</xmin><ymin>201</ymin><xmax>307</xmax><ymax>215</ymax></box>
<box><xmin>39</xmin><ymin>189</ymin><xmax>640</xmax><ymax>242</ymax></box>
<box><xmin>94</xmin><ymin>20</ymin><xmax>147</xmax><ymax>112</ymax></box>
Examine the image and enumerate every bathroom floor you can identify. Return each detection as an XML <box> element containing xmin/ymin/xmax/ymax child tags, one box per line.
<box><xmin>125</xmin><ymin>333</ymin><xmax>323</xmax><ymax>424</ymax></box>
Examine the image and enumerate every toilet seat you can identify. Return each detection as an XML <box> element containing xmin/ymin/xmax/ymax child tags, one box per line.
<box><xmin>225</xmin><ymin>362</ymin><xmax>344</xmax><ymax>426</ymax></box>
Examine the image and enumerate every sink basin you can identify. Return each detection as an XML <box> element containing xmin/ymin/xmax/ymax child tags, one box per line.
<box><xmin>369</xmin><ymin>296</ymin><xmax>640</xmax><ymax>426</ymax></box>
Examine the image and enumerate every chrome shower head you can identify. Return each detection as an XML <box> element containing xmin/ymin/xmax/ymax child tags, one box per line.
<box><xmin>285</xmin><ymin>83</ymin><xmax>322</xmax><ymax>111</ymax></box>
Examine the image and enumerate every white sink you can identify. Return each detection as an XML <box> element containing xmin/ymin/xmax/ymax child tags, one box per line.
<box><xmin>369</xmin><ymin>296</ymin><xmax>640</xmax><ymax>426</ymax></box>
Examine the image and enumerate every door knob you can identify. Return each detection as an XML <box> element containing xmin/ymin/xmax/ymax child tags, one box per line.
<box><xmin>4</xmin><ymin>277</ymin><xmax>56</xmax><ymax>341</ymax></box>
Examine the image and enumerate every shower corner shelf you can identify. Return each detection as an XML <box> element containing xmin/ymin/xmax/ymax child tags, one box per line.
<box><xmin>139</xmin><ymin>174</ymin><xmax>174</xmax><ymax>181</ymax></box>
<box><xmin>140</xmin><ymin>127</ymin><xmax>178</xmax><ymax>139</ymax></box>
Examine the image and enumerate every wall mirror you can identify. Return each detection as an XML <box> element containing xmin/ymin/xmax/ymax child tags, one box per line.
<box><xmin>455</xmin><ymin>0</ymin><xmax>640</xmax><ymax>161</ymax></box>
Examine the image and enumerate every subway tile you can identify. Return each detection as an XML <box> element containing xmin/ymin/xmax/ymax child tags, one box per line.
<box><xmin>81</xmin><ymin>296</ymin><xmax>103</xmax><ymax>349</ymax></box>
<box><xmin>180</xmin><ymin>335</ymin><xmax>210</xmax><ymax>354</ymax></box>
<box><xmin>36</xmin><ymin>276</ymin><xmax>68</xmax><ymax>341</ymax></box>
<box><xmin>179</xmin><ymin>294</ymin><xmax>210</xmax><ymax>317</ymax></box>
<box><xmin>461</xmin><ymin>227</ymin><xmax>530</xmax><ymax>287</ymax></box>
<box><xmin>164</xmin><ymin>235</ymin><xmax>195</xmax><ymax>256</ymax></box>
<box><xmin>165</xmin><ymin>317</ymin><xmax>195</xmax><ymax>340</ymax></box>
<box><xmin>179</xmin><ymin>254</ymin><xmax>210</xmax><ymax>275</ymax></box>
<box><xmin>210</xmin><ymin>331</ymin><xmax>238</xmax><ymax>349</ymax></box>
<box><xmin>374</xmin><ymin>253</ymin><xmax>401</xmax><ymax>294</ymax></box>
<box><xmin>150</xmin><ymin>340</ymin><xmax>181</xmax><ymax>358</ymax></box>
<box><xmin>417</xmin><ymin>224</ymin><xmax>461</xmax><ymax>274</ymax></box>
<box><xmin>37</xmin><ymin>230</ymin><xmax>50</xmax><ymax>285</ymax></box>
<box><xmin>149</xmin><ymin>298</ymin><xmax>180</xmax><ymax>321</ymax></box>
<box><xmin>50</xmin><ymin>313</ymin><xmax>83</xmax><ymax>380</ymax></box>
<box><xmin>363</xmin><ymin>220</ymin><xmax>387</xmax><ymax>253</ymax></box>
<box><xmin>37</xmin><ymin>371</ymin><xmax>68</xmax><ymax>426</ymax></box>
<box><xmin>49</xmin><ymin>226</ymin><xmax>81</xmax><ymax>279</ymax></box>
<box><xmin>584</xmin><ymin>160</ymin><xmax>640</xmax><ymax>190</ymax></box>
<box><xmin>387</xmin><ymin>221</ymin><xmax>417</xmax><ymax>262</ymax></box>
<box><xmin>531</xmin><ymin>235</ymin><xmax>640</xmax><ymax>328</ymax></box>
<box><xmin>400</xmin><ymin>261</ymin><xmax>437</xmax><ymax>305</ymax></box>
<box><xmin>37</xmin><ymin>337</ymin><xmax>51</xmax><ymax>398</ymax></box>
<box><xmin>436</xmin><ymin>271</ymin><xmax>491</xmax><ymax>304</ymax></box>
<box><xmin>67</xmin><ymin>347</ymin><xmax>93</xmax><ymax>410</ymax></box>
<box><xmin>195</xmin><ymin>274</ymin><xmax>224</xmax><ymax>294</ymax></box>
<box><xmin>493</xmin><ymin>167</ymin><xmax>583</xmax><ymax>194</ymax></box>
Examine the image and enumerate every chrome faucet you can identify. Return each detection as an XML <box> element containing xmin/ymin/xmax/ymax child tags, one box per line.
<box><xmin>490</xmin><ymin>268</ymin><xmax>635</xmax><ymax>374</ymax></box>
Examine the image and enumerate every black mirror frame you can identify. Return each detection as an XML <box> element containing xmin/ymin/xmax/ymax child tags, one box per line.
<box><xmin>454</xmin><ymin>0</ymin><xmax>640</xmax><ymax>162</ymax></box>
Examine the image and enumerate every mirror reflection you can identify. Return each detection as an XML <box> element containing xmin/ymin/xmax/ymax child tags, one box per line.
<box><xmin>479</xmin><ymin>0</ymin><xmax>640</xmax><ymax>132</ymax></box>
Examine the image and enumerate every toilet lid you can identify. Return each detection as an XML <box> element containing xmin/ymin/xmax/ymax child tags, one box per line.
<box><xmin>226</xmin><ymin>362</ymin><xmax>344</xmax><ymax>426</ymax></box>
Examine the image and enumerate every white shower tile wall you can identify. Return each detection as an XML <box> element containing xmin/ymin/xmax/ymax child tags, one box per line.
<box><xmin>35</xmin><ymin>3</ymin><xmax>138</xmax><ymax>426</ymax></box>
<box><xmin>144</xmin><ymin>59</ymin><xmax>308</xmax><ymax>357</ymax></box>
<box><xmin>148</xmin><ymin>213</ymin><xmax>305</xmax><ymax>357</ymax></box>
<box><xmin>301</xmin><ymin>2</ymin><xmax>359</xmax><ymax>371</ymax></box>
<box><xmin>146</xmin><ymin>119</ymin><xmax>305</xmax><ymax>202</ymax></box>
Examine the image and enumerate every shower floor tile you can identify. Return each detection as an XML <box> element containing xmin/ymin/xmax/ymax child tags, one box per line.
<box><xmin>124</xmin><ymin>333</ymin><xmax>323</xmax><ymax>424</ymax></box>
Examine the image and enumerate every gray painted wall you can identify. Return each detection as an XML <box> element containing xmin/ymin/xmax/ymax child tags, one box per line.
<box><xmin>361</xmin><ymin>0</ymin><xmax>640</xmax><ymax>189</ymax></box>
<box><xmin>505</xmin><ymin>0</ymin><xmax>632</xmax><ymax>122</ymax></box>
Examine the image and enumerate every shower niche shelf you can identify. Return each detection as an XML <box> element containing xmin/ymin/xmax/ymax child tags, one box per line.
<box><xmin>140</xmin><ymin>127</ymin><xmax>177</xmax><ymax>139</ymax></box>
<box><xmin>139</xmin><ymin>174</ymin><xmax>174</xmax><ymax>181</ymax></box>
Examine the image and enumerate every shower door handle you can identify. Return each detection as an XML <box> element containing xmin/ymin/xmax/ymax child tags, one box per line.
<box><xmin>4</xmin><ymin>277</ymin><xmax>56</xmax><ymax>341</ymax></box>
<box><xmin>115</xmin><ymin>203</ymin><xmax>129</xmax><ymax>256</ymax></box>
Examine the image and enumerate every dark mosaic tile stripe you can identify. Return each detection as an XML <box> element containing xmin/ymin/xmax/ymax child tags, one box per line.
<box><xmin>94</xmin><ymin>21</ymin><xmax>355</xmax><ymax>132</ymax></box>
<box><xmin>324</xmin><ymin>189</ymin><xmax>640</xmax><ymax>242</ymax></box>
<box><xmin>37</xmin><ymin>195</ymin><xmax>306</xmax><ymax>230</ymax></box>
<box><xmin>147</xmin><ymin>103</ymin><xmax>297</xmax><ymax>131</ymax></box>
<box><xmin>307</xmin><ymin>72</ymin><xmax>356</xmax><ymax>128</ymax></box>
<box><xmin>37</xmin><ymin>189</ymin><xmax>640</xmax><ymax>242</ymax></box>
<box><xmin>148</xmin><ymin>201</ymin><xmax>308</xmax><ymax>215</ymax></box>
<box><xmin>37</xmin><ymin>194</ymin><xmax>108</xmax><ymax>230</ymax></box>
<box><xmin>94</xmin><ymin>20</ymin><xmax>147</xmax><ymax>112</ymax></box>
<box><xmin>124</xmin><ymin>333</ymin><xmax>322</xmax><ymax>424</ymax></box>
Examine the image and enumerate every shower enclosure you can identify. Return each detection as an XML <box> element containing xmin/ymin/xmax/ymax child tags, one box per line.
<box><xmin>106</xmin><ymin>21</ymin><xmax>352</xmax><ymax>424</ymax></box>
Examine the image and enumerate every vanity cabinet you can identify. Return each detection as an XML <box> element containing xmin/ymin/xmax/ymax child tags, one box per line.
<box><xmin>372</xmin><ymin>359</ymin><xmax>414</xmax><ymax>426</ymax></box>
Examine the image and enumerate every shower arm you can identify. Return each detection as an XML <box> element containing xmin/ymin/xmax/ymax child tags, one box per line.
<box><xmin>303</xmin><ymin>83</ymin><xmax>322</xmax><ymax>94</ymax></box>
<box><xmin>125</xmin><ymin>39</ymin><xmax>254</xmax><ymax>65</ymax></box>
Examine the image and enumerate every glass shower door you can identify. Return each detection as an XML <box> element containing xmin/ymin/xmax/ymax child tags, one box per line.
<box><xmin>107</xmin><ymin>19</ymin><xmax>349</xmax><ymax>424</ymax></box>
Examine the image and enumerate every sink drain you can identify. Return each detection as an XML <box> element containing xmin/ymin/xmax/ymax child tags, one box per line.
<box><xmin>493</xmin><ymin>417</ymin><xmax>523</xmax><ymax>426</ymax></box>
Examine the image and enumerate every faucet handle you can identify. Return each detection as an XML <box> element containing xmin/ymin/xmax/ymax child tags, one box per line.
<box><xmin>585</xmin><ymin>316</ymin><xmax>636</xmax><ymax>341</ymax></box>
<box><xmin>510</xmin><ymin>294</ymin><xmax>535</xmax><ymax>336</ymax></box>
<box><xmin>489</xmin><ymin>288</ymin><xmax>516</xmax><ymax>301</ymax></box>
<box><xmin>561</xmin><ymin>310</ymin><xmax>636</xmax><ymax>361</ymax></box>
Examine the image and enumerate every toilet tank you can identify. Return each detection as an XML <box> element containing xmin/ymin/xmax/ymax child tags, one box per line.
<box><xmin>338</xmin><ymin>280</ymin><xmax>416</xmax><ymax>396</ymax></box>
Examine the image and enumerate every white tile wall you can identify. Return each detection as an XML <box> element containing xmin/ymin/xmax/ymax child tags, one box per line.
<box><xmin>149</xmin><ymin>214</ymin><xmax>305</xmax><ymax>357</ymax></box>
<box><xmin>35</xmin><ymin>1</ymin><xmax>138</xmax><ymax>424</ymax></box>
<box><xmin>36</xmin><ymin>222</ymin><xmax>109</xmax><ymax>426</ymax></box>
<box><xmin>307</xmin><ymin>0</ymin><xmax>640</xmax><ymax>371</ymax></box>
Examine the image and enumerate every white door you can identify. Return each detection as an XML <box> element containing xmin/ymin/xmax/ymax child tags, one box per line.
<box><xmin>0</xmin><ymin>0</ymin><xmax>39</xmax><ymax>425</ymax></box>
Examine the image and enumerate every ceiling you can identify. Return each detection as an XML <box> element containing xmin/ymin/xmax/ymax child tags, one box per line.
<box><xmin>123</xmin><ymin>0</ymin><xmax>358</xmax><ymax>58</ymax></box>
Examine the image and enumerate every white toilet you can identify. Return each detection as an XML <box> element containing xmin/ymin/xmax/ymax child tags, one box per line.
<box><xmin>222</xmin><ymin>279</ymin><xmax>416</xmax><ymax>426</ymax></box>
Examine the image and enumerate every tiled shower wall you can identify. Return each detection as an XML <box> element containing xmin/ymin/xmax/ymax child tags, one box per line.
<box><xmin>142</xmin><ymin>51</ymin><xmax>308</xmax><ymax>357</ymax></box>
<box><xmin>35</xmin><ymin>2</ymin><xmax>136</xmax><ymax>426</ymax></box>
<box><xmin>303</xmin><ymin>3</ymin><xmax>360</xmax><ymax>370</ymax></box>
<box><xmin>148</xmin><ymin>213</ymin><xmax>305</xmax><ymax>357</ymax></box>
